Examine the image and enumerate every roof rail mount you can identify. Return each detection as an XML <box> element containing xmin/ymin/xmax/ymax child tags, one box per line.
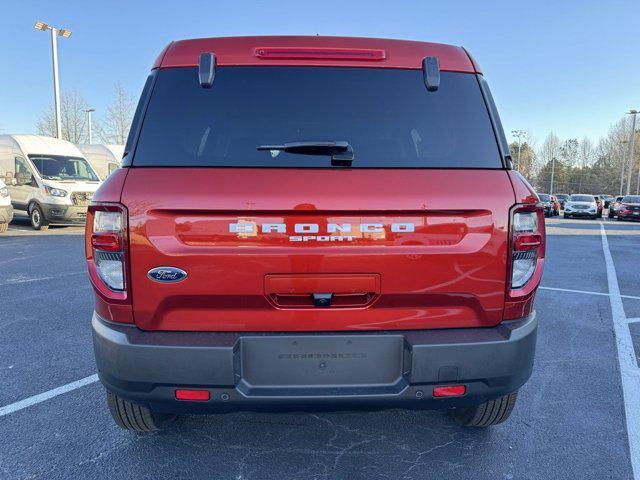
<box><xmin>199</xmin><ymin>52</ymin><xmax>216</xmax><ymax>88</ymax></box>
<box><xmin>422</xmin><ymin>56</ymin><xmax>440</xmax><ymax>92</ymax></box>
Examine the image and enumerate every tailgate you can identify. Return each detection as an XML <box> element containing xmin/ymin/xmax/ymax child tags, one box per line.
<box><xmin>122</xmin><ymin>168</ymin><xmax>515</xmax><ymax>331</ymax></box>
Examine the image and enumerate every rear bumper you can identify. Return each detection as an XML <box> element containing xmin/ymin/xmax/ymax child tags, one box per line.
<box><xmin>92</xmin><ymin>312</ymin><xmax>537</xmax><ymax>413</ymax></box>
<box><xmin>0</xmin><ymin>204</ymin><xmax>13</xmax><ymax>224</ymax></box>
<box><xmin>40</xmin><ymin>203</ymin><xmax>87</xmax><ymax>225</ymax></box>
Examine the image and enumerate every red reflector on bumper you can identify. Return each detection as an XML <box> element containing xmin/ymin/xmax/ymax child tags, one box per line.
<box><xmin>175</xmin><ymin>389</ymin><xmax>210</xmax><ymax>401</ymax></box>
<box><xmin>433</xmin><ymin>385</ymin><xmax>466</xmax><ymax>397</ymax></box>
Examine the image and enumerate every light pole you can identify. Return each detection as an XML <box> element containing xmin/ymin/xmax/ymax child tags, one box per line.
<box><xmin>511</xmin><ymin>130</ymin><xmax>527</xmax><ymax>171</ymax></box>
<box><xmin>84</xmin><ymin>108</ymin><xmax>95</xmax><ymax>144</ymax></box>
<box><xmin>625</xmin><ymin>109</ymin><xmax>638</xmax><ymax>195</ymax></box>
<box><xmin>35</xmin><ymin>21</ymin><xmax>72</xmax><ymax>140</ymax></box>
<box><xmin>549</xmin><ymin>156</ymin><xmax>556</xmax><ymax>195</ymax></box>
<box><xmin>620</xmin><ymin>140</ymin><xmax>629</xmax><ymax>196</ymax></box>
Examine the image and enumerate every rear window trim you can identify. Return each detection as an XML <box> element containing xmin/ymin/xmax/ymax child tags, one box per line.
<box><xmin>128</xmin><ymin>65</ymin><xmax>508</xmax><ymax>170</ymax></box>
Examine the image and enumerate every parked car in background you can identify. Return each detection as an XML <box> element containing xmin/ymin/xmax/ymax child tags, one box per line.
<box><xmin>0</xmin><ymin>135</ymin><xmax>101</xmax><ymax>230</ymax></box>
<box><xmin>89</xmin><ymin>35</ymin><xmax>543</xmax><ymax>432</ymax></box>
<box><xmin>554</xmin><ymin>193</ymin><xmax>570</xmax><ymax>209</ymax></box>
<box><xmin>0</xmin><ymin>179</ymin><xmax>12</xmax><ymax>232</ymax></box>
<box><xmin>538</xmin><ymin>193</ymin><xmax>554</xmax><ymax>217</ymax></box>
<box><xmin>608</xmin><ymin>195</ymin><xmax>625</xmax><ymax>218</ymax></box>
<box><xmin>564</xmin><ymin>194</ymin><xmax>598</xmax><ymax>219</ymax></box>
<box><xmin>550</xmin><ymin>195</ymin><xmax>560</xmax><ymax>216</ymax></box>
<box><xmin>616</xmin><ymin>195</ymin><xmax>640</xmax><ymax>221</ymax></box>
<box><xmin>77</xmin><ymin>144</ymin><xmax>124</xmax><ymax>180</ymax></box>
<box><xmin>593</xmin><ymin>196</ymin><xmax>603</xmax><ymax>218</ymax></box>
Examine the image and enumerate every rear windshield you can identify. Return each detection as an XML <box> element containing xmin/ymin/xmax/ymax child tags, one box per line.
<box><xmin>570</xmin><ymin>195</ymin><xmax>594</xmax><ymax>202</ymax></box>
<box><xmin>538</xmin><ymin>194</ymin><xmax>550</xmax><ymax>201</ymax></box>
<box><xmin>622</xmin><ymin>195</ymin><xmax>640</xmax><ymax>203</ymax></box>
<box><xmin>132</xmin><ymin>67</ymin><xmax>502</xmax><ymax>168</ymax></box>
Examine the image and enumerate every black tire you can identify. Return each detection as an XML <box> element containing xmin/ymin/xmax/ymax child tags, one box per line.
<box><xmin>564</xmin><ymin>214</ymin><xmax>570</xmax><ymax>219</ymax></box>
<box><xmin>608</xmin><ymin>210</ymin><xmax>614</xmax><ymax>219</ymax></box>
<box><xmin>30</xmin><ymin>204</ymin><xmax>49</xmax><ymax>231</ymax></box>
<box><xmin>450</xmin><ymin>391</ymin><xmax>518</xmax><ymax>427</ymax></box>
<box><xmin>106</xmin><ymin>391</ymin><xmax>175</xmax><ymax>432</ymax></box>
<box><xmin>0</xmin><ymin>222</ymin><xmax>7</xmax><ymax>233</ymax></box>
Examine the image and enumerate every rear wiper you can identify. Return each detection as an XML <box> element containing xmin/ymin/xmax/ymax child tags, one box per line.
<box><xmin>257</xmin><ymin>141</ymin><xmax>354</xmax><ymax>166</ymax></box>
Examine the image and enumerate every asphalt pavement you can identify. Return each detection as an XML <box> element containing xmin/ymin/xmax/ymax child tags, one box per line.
<box><xmin>1</xmin><ymin>216</ymin><xmax>639</xmax><ymax>480</ymax></box>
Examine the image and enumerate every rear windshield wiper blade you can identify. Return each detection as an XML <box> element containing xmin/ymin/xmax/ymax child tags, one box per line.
<box><xmin>257</xmin><ymin>141</ymin><xmax>354</xmax><ymax>166</ymax></box>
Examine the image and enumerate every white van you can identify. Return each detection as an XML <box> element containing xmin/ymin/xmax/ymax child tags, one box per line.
<box><xmin>0</xmin><ymin>135</ymin><xmax>101</xmax><ymax>230</ymax></box>
<box><xmin>0</xmin><ymin>179</ymin><xmax>12</xmax><ymax>232</ymax></box>
<box><xmin>77</xmin><ymin>144</ymin><xmax>124</xmax><ymax>180</ymax></box>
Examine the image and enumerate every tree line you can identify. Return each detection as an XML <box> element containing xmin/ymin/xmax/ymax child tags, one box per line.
<box><xmin>511</xmin><ymin>116</ymin><xmax>639</xmax><ymax>196</ymax></box>
<box><xmin>36</xmin><ymin>83</ymin><xmax>136</xmax><ymax>145</ymax></box>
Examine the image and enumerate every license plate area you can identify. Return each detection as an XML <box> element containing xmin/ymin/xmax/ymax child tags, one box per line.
<box><xmin>237</xmin><ymin>335</ymin><xmax>406</xmax><ymax>397</ymax></box>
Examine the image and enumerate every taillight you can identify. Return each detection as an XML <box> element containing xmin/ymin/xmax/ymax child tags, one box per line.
<box><xmin>509</xmin><ymin>205</ymin><xmax>545</xmax><ymax>291</ymax></box>
<box><xmin>86</xmin><ymin>204</ymin><xmax>128</xmax><ymax>293</ymax></box>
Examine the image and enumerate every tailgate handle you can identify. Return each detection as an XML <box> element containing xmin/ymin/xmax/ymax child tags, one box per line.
<box><xmin>312</xmin><ymin>293</ymin><xmax>333</xmax><ymax>308</ymax></box>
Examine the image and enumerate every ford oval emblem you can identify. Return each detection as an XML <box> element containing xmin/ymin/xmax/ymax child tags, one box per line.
<box><xmin>147</xmin><ymin>267</ymin><xmax>187</xmax><ymax>283</ymax></box>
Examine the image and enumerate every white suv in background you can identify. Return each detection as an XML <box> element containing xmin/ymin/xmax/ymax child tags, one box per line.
<box><xmin>563</xmin><ymin>194</ymin><xmax>598</xmax><ymax>220</ymax></box>
<box><xmin>0</xmin><ymin>179</ymin><xmax>12</xmax><ymax>232</ymax></box>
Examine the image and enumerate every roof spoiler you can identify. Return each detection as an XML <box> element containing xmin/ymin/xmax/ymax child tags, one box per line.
<box><xmin>198</xmin><ymin>52</ymin><xmax>216</xmax><ymax>88</ymax></box>
<box><xmin>422</xmin><ymin>56</ymin><xmax>440</xmax><ymax>92</ymax></box>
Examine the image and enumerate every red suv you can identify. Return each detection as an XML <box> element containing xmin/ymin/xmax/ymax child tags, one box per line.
<box><xmin>617</xmin><ymin>195</ymin><xmax>640</xmax><ymax>221</ymax></box>
<box><xmin>87</xmin><ymin>36</ymin><xmax>544</xmax><ymax>431</ymax></box>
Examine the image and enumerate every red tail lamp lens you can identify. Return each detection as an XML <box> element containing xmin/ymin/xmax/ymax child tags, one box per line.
<box><xmin>433</xmin><ymin>385</ymin><xmax>466</xmax><ymax>397</ymax></box>
<box><xmin>91</xmin><ymin>233</ymin><xmax>121</xmax><ymax>252</ymax></box>
<box><xmin>175</xmin><ymin>389</ymin><xmax>211</xmax><ymax>401</ymax></box>
<box><xmin>514</xmin><ymin>233</ymin><xmax>542</xmax><ymax>251</ymax></box>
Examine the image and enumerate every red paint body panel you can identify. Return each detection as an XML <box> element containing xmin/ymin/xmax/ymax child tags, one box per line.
<box><xmin>153</xmin><ymin>36</ymin><xmax>476</xmax><ymax>72</ymax></box>
<box><xmin>120</xmin><ymin>168</ymin><xmax>515</xmax><ymax>331</ymax></box>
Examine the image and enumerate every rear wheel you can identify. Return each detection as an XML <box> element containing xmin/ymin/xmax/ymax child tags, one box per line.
<box><xmin>30</xmin><ymin>205</ymin><xmax>49</xmax><ymax>231</ymax></box>
<box><xmin>564</xmin><ymin>214</ymin><xmax>571</xmax><ymax>219</ymax></box>
<box><xmin>106</xmin><ymin>391</ymin><xmax>175</xmax><ymax>432</ymax></box>
<box><xmin>450</xmin><ymin>391</ymin><xmax>518</xmax><ymax>427</ymax></box>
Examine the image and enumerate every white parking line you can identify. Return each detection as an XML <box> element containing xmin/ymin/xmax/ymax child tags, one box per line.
<box><xmin>0</xmin><ymin>374</ymin><xmax>98</xmax><ymax>418</ymax></box>
<box><xmin>629</xmin><ymin>318</ymin><xmax>640</xmax><ymax>324</ymax></box>
<box><xmin>0</xmin><ymin>270</ymin><xmax>86</xmax><ymax>287</ymax></box>
<box><xmin>539</xmin><ymin>286</ymin><xmax>640</xmax><ymax>301</ymax></box>
<box><xmin>600</xmin><ymin>224</ymin><xmax>640</xmax><ymax>479</ymax></box>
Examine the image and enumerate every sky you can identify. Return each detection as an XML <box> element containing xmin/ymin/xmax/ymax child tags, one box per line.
<box><xmin>1</xmin><ymin>0</ymin><xmax>639</xmax><ymax>145</ymax></box>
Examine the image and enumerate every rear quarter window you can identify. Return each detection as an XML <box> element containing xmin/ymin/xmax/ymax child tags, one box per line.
<box><xmin>132</xmin><ymin>67</ymin><xmax>502</xmax><ymax>169</ymax></box>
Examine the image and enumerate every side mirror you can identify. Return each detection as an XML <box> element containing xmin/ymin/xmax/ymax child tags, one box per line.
<box><xmin>15</xmin><ymin>172</ymin><xmax>32</xmax><ymax>186</ymax></box>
